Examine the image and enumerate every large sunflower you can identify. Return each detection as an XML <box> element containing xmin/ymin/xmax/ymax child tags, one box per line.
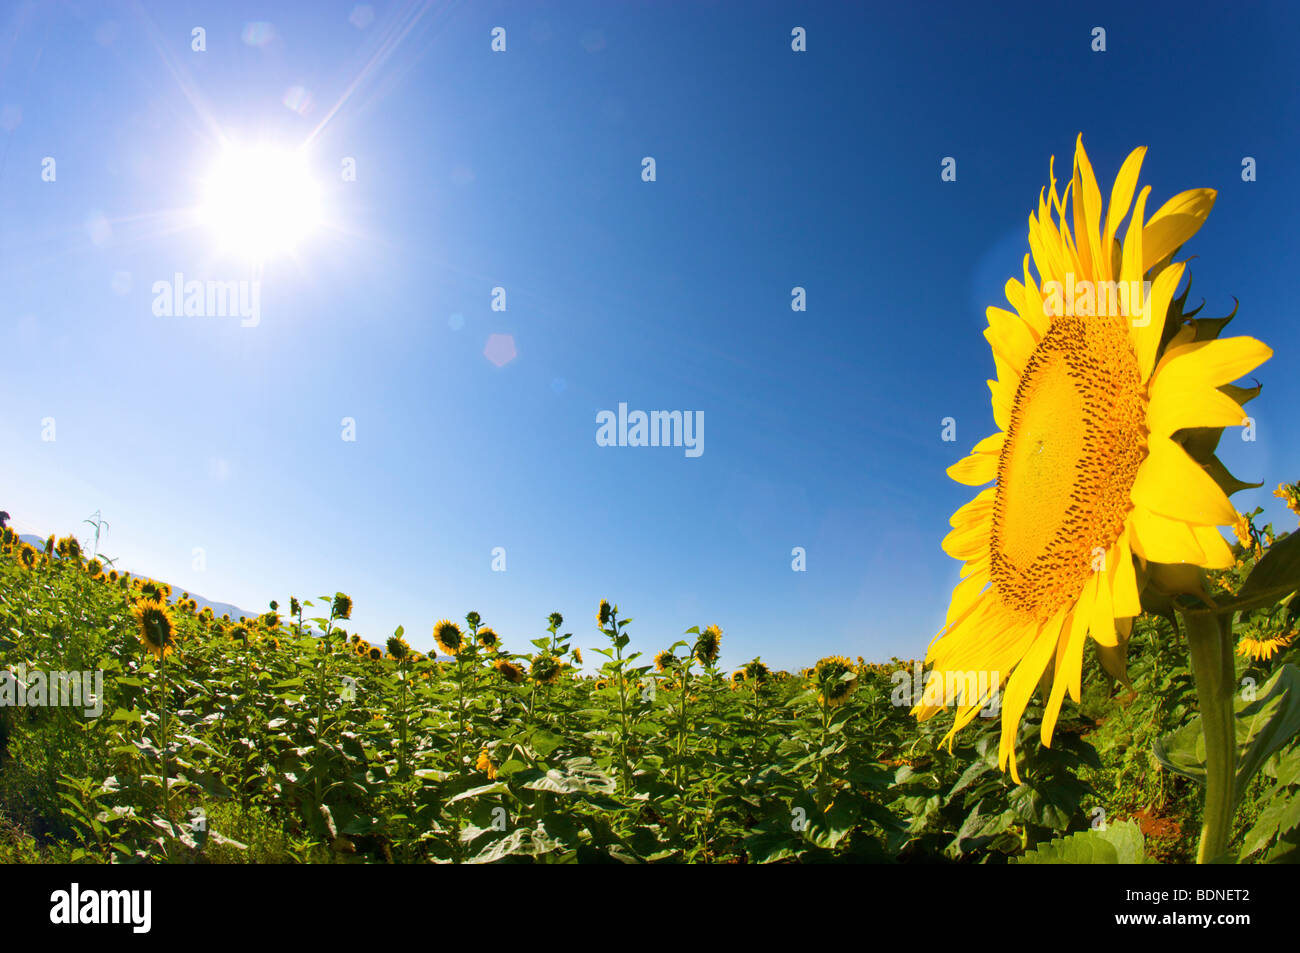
<box><xmin>917</xmin><ymin>135</ymin><xmax>1271</xmax><ymax>781</ymax></box>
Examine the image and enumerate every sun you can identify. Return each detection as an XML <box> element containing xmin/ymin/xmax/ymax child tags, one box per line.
<box><xmin>198</xmin><ymin>144</ymin><xmax>323</xmax><ymax>259</ymax></box>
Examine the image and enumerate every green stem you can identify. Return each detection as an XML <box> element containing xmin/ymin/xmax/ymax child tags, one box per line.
<box><xmin>1184</xmin><ymin>610</ymin><xmax>1236</xmax><ymax>864</ymax></box>
<box><xmin>159</xmin><ymin>650</ymin><xmax>170</xmax><ymax>825</ymax></box>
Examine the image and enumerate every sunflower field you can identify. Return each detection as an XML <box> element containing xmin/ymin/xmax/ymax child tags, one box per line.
<box><xmin>1</xmin><ymin>504</ymin><xmax>1298</xmax><ymax>865</ymax></box>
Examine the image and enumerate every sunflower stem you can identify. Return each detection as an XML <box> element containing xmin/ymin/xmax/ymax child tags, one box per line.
<box><xmin>1184</xmin><ymin>609</ymin><xmax>1237</xmax><ymax>864</ymax></box>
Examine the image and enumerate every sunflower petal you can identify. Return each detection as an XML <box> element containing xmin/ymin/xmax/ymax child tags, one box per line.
<box><xmin>1152</xmin><ymin>336</ymin><xmax>1273</xmax><ymax>391</ymax></box>
<box><xmin>1102</xmin><ymin>146</ymin><xmax>1147</xmax><ymax>278</ymax></box>
<box><xmin>1142</xmin><ymin>188</ymin><xmax>1216</xmax><ymax>272</ymax></box>
<box><xmin>1146</xmin><ymin>381</ymin><xmax>1247</xmax><ymax>437</ymax></box>
<box><xmin>999</xmin><ymin>616</ymin><xmax>1063</xmax><ymax>782</ymax></box>
<box><xmin>1131</xmin><ymin>436</ymin><xmax>1237</xmax><ymax>526</ymax></box>
<box><xmin>1110</xmin><ymin>537</ymin><xmax>1142</xmax><ymax>617</ymax></box>
<box><xmin>1129</xmin><ymin>505</ymin><xmax>1207</xmax><ymax>564</ymax></box>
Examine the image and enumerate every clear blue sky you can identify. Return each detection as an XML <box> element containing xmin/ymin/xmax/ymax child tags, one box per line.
<box><xmin>2</xmin><ymin>0</ymin><xmax>1297</xmax><ymax>671</ymax></box>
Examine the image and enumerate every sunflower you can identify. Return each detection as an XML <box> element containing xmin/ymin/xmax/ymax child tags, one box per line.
<box><xmin>654</xmin><ymin>649</ymin><xmax>676</xmax><ymax>673</ymax></box>
<box><xmin>132</xmin><ymin>599</ymin><xmax>177</xmax><ymax>659</ymax></box>
<box><xmin>530</xmin><ymin>654</ymin><xmax>564</xmax><ymax>686</ymax></box>
<box><xmin>18</xmin><ymin>543</ymin><xmax>36</xmax><ymax>569</ymax></box>
<box><xmin>387</xmin><ymin>634</ymin><xmax>411</xmax><ymax>661</ymax></box>
<box><xmin>744</xmin><ymin>659</ymin><xmax>771</xmax><ymax>685</ymax></box>
<box><xmin>814</xmin><ymin>656</ymin><xmax>858</xmax><ymax>708</ymax></box>
<box><xmin>494</xmin><ymin>658</ymin><xmax>525</xmax><ymax>684</ymax></box>
<box><xmin>476</xmin><ymin>626</ymin><xmax>500</xmax><ymax>650</ymax></box>
<box><xmin>694</xmin><ymin>624</ymin><xmax>722</xmax><ymax>665</ymax></box>
<box><xmin>597</xmin><ymin>599</ymin><xmax>612</xmax><ymax>627</ymax></box>
<box><xmin>1237</xmin><ymin>631</ymin><xmax>1294</xmax><ymax>662</ymax></box>
<box><xmin>918</xmin><ymin>135</ymin><xmax>1272</xmax><ymax>782</ymax></box>
<box><xmin>476</xmin><ymin>746</ymin><xmax>498</xmax><ymax>780</ymax></box>
<box><xmin>434</xmin><ymin>619</ymin><xmax>463</xmax><ymax>657</ymax></box>
<box><xmin>1274</xmin><ymin>482</ymin><xmax>1300</xmax><ymax>520</ymax></box>
<box><xmin>572</xmin><ymin>647</ymin><xmax>582</xmax><ymax>665</ymax></box>
<box><xmin>1232</xmin><ymin>512</ymin><xmax>1257</xmax><ymax>553</ymax></box>
<box><xmin>367</xmin><ymin>646</ymin><xmax>383</xmax><ymax>662</ymax></box>
<box><xmin>332</xmin><ymin>592</ymin><xmax>353</xmax><ymax>620</ymax></box>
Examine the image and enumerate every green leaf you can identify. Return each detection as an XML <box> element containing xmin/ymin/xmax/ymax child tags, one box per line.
<box><xmin>1234</xmin><ymin>664</ymin><xmax>1300</xmax><ymax>799</ymax></box>
<box><xmin>1241</xmin><ymin>791</ymin><xmax>1300</xmax><ymax>858</ymax></box>
<box><xmin>1154</xmin><ymin>664</ymin><xmax>1300</xmax><ymax>799</ymax></box>
<box><xmin>1015</xmin><ymin>820</ymin><xmax>1146</xmax><ymax>864</ymax></box>
<box><xmin>1236</xmin><ymin>532</ymin><xmax>1300</xmax><ymax>609</ymax></box>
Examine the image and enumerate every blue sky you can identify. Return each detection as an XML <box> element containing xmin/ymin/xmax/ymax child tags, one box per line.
<box><xmin>2</xmin><ymin>0</ymin><xmax>1297</xmax><ymax>672</ymax></box>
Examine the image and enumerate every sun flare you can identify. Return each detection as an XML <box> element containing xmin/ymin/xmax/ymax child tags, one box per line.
<box><xmin>198</xmin><ymin>144</ymin><xmax>323</xmax><ymax>259</ymax></box>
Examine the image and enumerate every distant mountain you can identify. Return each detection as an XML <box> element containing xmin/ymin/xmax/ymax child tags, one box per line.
<box><xmin>16</xmin><ymin>534</ymin><xmax>260</xmax><ymax>622</ymax></box>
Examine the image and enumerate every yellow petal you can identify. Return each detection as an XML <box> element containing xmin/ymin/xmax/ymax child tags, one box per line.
<box><xmin>947</xmin><ymin>447</ymin><xmax>999</xmax><ymax>486</ymax></box>
<box><xmin>1142</xmin><ymin>188</ymin><xmax>1216</xmax><ymax>272</ymax></box>
<box><xmin>949</xmin><ymin>486</ymin><xmax>996</xmax><ymax>528</ymax></box>
<box><xmin>1130</xmin><ymin>436</ymin><xmax>1237</xmax><ymax>526</ymax></box>
<box><xmin>942</xmin><ymin>518</ymin><xmax>988</xmax><ymax>560</ymax></box>
<box><xmin>1191</xmin><ymin>526</ymin><xmax>1235</xmax><ymax>569</ymax></box>
<box><xmin>999</xmin><ymin>616</ymin><xmax>1063</xmax><ymax>782</ymax></box>
<box><xmin>1102</xmin><ymin>146</ymin><xmax>1147</xmax><ymax>278</ymax></box>
<box><xmin>985</xmin><ymin>306</ymin><xmax>1039</xmax><ymax>370</ymax></box>
<box><xmin>1134</xmin><ymin>258</ymin><xmax>1181</xmax><ymax>381</ymax></box>
<box><xmin>1147</xmin><ymin>385</ymin><xmax>1246</xmax><ymax>437</ymax></box>
<box><xmin>1129</xmin><ymin>505</ymin><xmax>1206</xmax><ymax>564</ymax></box>
<box><xmin>1152</xmin><ymin>336</ymin><xmax>1273</xmax><ymax>391</ymax></box>
<box><xmin>1019</xmin><ymin>254</ymin><xmax>1049</xmax><ymax>336</ymax></box>
<box><xmin>1110</xmin><ymin>537</ymin><xmax>1142</xmax><ymax>618</ymax></box>
<box><xmin>1042</xmin><ymin>607</ymin><xmax>1089</xmax><ymax>746</ymax></box>
<box><xmin>1089</xmin><ymin>557</ymin><xmax>1117</xmax><ymax>646</ymax></box>
<box><xmin>1072</xmin><ymin>135</ymin><xmax>1104</xmax><ymax>277</ymax></box>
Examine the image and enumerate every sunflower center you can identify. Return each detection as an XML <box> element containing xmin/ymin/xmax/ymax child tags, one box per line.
<box><xmin>990</xmin><ymin>314</ymin><xmax>1148</xmax><ymax>620</ymax></box>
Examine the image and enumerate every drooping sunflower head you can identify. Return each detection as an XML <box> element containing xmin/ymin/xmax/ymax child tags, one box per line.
<box><xmin>387</xmin><ymin>634</ymin><xmax>411</xmax><ymax>661</ymax></box>
<box><xmin>138</xmin><ymin>580</ymin><xmax>165</xmax><ymax>604</ymax></box>
<box><xmin>132</xmin><ymin>599</ymin><xmax>177</xmax><ymax>660</ymax></box>
<box><xmin>530</xmin><ymin>654</ymin><xmax>564</xmax><ymax>686</ymax></box>
<box><xmin>1237</xmin><ymin>631</ymin><xmax>1294</xmax><ymax>662</ymax></box>
<box><xmin>814</xmin><ymin>655</ymin><xmax>858</xmax><ymax>708</ymax></box>
<box><xmin>744</xmin><ymin>659</ymin><xmax>771</xmax><ymax>685</ymax></box>
<box><xmin>921</xmin><ymin>135</ymin><xmax>1272</xmax><ymax>782</ymax></box>
<box><xmin>434</xmin><ymin>619</ymin><xmax>463</xmax><ymax>656</ymax></box>
<box><xmin>597</xmin><ymin>599</ymin><xmax>612</xmax><ymax>627</ymax></box>
<box><xmin>694</xmin><ymin>624</ymin><xmax>722</xmax><ymax>665</ymax></box>
<box><xmin>331</xmin><ymin>592</ymin><xmax>353</xmax><ymax>621</ymax></box>
<box><xmin>494</xmin><ymin>658</ymin><xmax>525</xmax><ymax>684</ymax></box>
<box><xmin>572</xmin><ymin>647</ymin><xmax>582</xmax><ymax>665</ymax></box>
<box><xmin>55</xmin><ymin>535</ymin><xmax>82</xmax><ymax>561</ymax></box>
<box><xmin>548</xmin><ymin>612</ymin><xmax>564</xmax><ymax>631</ymax></box>
<box><xmin>654</xmin><ymin>649</ymin><xmax>676</xmax><ymax>673</ymax></box>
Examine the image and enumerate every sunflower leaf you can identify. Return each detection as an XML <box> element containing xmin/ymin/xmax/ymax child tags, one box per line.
<box><xmin>1153</xmin><ymin>664</ymin><xmax>1300</xmax><ymax>800</ymax></box>
<box><xmin>1013</xmin><ymin>819</ymin><xmax>1147</xmax><ymax>864</ymax></box>
<box><xmin>1234</xmin><ymin>532</ymin><xmax>1300</xmax><ymax>610</ymax></box>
